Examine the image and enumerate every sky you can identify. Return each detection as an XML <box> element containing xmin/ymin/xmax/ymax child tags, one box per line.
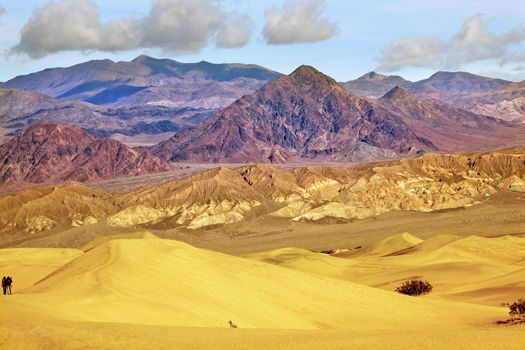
<box><xmin>0</xmin><ymin>0</ymin><xmax>524</xmax><ymax>83</ymax></box>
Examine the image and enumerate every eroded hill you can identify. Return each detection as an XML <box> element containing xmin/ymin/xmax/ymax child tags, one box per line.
<box><xmin>1</xmin><ymin>149</ymin><xmax>523</xmax><ymax>245</ymax></box>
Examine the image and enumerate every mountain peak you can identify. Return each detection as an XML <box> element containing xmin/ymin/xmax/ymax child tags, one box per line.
<box><xmin>413</xmin><ymin>71</ymin><xmax>512</xmax><ymax>94</ymax></box>
<box><xmin>381</xmin><ymin>86</ymin><xmax>415</xmax><ymax>100</ymax></box>
<box><xmin>288</xmin><ymin>65</ymin><xmax>338</xmax><ymax>88</ymax></box>
<box><xmin>132</xmin><ymin>54</ymin><xmax>156</xmax><ymax>63</ymax></box>
<box><xmin>358</xmin><ymin>71</ymin><xmax>387</xmax><ymax>81</ymax></box>
<box><xmin>424</xmin><ymin>71</ymin><xmax>512</xmax><ymax>84</ymax></box>
<box><xmin>429</xmin><ymin>71</ymin><xmax>474</xmax><ymax>80</ymax></box>
<box><xmin>21</xmin><ymin>121</ymin><xmax>95</xmax><ymax>144</ymax></box>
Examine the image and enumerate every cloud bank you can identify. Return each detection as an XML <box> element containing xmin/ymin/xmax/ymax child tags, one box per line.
<box><xmin>11</xmin><ymin>0</ymin><xmax>253</xmax><ymax>59</ymax></box>
<box><xmin>263</xmin><ymin>0</ymin><xmax>337</xmax><ymax>45</ymax></box>
<box><xmin>378</xmin><ymin>15</ymin><xmax>525</xmax><ymax>71</ymax></box>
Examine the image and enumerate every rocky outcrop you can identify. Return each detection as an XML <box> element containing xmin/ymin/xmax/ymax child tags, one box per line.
<box><xmin>0</xmin><ymin>122</ymin><xmax>170</xmax><ymax>185</ymax></box>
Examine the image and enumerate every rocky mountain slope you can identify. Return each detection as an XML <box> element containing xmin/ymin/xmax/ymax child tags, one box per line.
<box><xmin>1</xmin><ymin>149</ymin><xmax>523</xmax><ymax>239</ymax></box>
<box><xmin>343</xmin><ymin>70</ymin><xmax>524</xmax><ymax>122</ymax></box>
<box><xmin>0</xmin><ymin>122</ymin><xmax>169</xmax><ymax>186</ymax></box>
<box><xmin>0</xmin><ymin>87</ymin><xmax>213</xmax><ymax>144</ymax></box>
<box><xmin>378</xmin><ymin>86</ymin><xmax>514</xmax><ymax>150</ymax></box>
<box><xmin>153</xmin><ymin>66</ymin><xmax>519</xmax><ymax>163</ymax></box>
<box><xmin>0</xmin><ymin>88</ymin><xmax>117</xmax><ymax>138</ymax></box>
<box><xmin>465</xmin><ymin>81</ymin><xmax>525</xmax><ymax>122</ymax></box>
<box><xmin>2</xmin><ymin>55</ymin><xmax>282</xmax><ymax>109</ymax></box>
<box><xmin>343</xmin><ymin>71</ymin><xmax>511</xmax><ymax>100</ymax></box>
<box><xmin>152</xmin><ymin>65</ymin><xmax>436</xmax><ymax>163</ymax></box>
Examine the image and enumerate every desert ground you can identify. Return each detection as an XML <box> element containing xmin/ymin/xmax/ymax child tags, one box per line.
<box><xmin>0</xmin><ymin>225</ymin><xmax>524</xmax><ymax>349</ymax></box>
<box><xmin>1</xmin><ymin>154</ymin><xmax>524</xmax><ymax>349</ymax></box>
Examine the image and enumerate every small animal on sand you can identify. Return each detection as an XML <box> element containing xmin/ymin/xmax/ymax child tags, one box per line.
<box><xmin>228</xmin><ymin>320</ymin><xmax>238</xmax><ymax>328</ymax></box>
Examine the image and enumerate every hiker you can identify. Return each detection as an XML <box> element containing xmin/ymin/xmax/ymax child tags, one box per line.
<box><xmin>1</xmin><ymin>276</ymin><xmax>6</xmax><ymax>295</ymax></box>
<box><xmin>6</xmin><ymin>276</ymin><xmax>12</xmax><ymax>295</ymax></box>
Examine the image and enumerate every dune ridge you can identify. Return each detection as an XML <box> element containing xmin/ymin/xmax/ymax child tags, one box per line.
<box><xmin>246</xmin><ymin>234</ymin><xmax>525</xmax><ymax>307</ymax></box>
<box><xmin>1</xmin><ymin>233</ymin><xmax>523</xmax><ymax>349</ymax></box>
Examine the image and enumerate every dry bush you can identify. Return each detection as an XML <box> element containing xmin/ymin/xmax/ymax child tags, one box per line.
<box><xmin>498</xmin><ymin>298</ymin><xmax>525</xmax><ymax>325</ymax></box>
<box><xmin>395</xmin><ymin>279</ymin><xmax>433</xmax><ymax>296</ymax></box>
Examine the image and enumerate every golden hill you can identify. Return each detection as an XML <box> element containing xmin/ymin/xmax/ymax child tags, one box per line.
<box><xmin>1</xmin><ymin>149</ymin><xmax>524</xmax><ymax>248</ymax></box>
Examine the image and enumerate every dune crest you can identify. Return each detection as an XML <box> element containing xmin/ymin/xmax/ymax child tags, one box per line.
<box><xmin>4</xmin><ymin>237</ymin><xmax>506</xmax><ymax>330</ymax></box>
<box><xmin>246</xmin><ymin>234</ymin><xmax>525</xmax><ymax>307</ymax></box>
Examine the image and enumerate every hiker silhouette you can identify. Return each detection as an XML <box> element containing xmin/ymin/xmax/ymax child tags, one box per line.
<box><xmin>2</xmin><ymin>276</ymin><xmax>12</xmax><ymax>295</ymax></box>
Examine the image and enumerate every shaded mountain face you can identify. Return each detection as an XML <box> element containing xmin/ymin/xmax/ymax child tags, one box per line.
<box><xmin>0</xmin><ymin>87</ymin><xmax>216</xmax><ymax>144</ymax></box>
<box><xmin>379</xmin><ymin>86</ymin><xmax>517</xmax><ymax>150</ymax></box>
<box><xmin>152</xmin><ymin>66</ymin><xmax>438</xmax><ymax>163</ymax></box>
<box><xmin>2</xmin><ymin>56</ymin><xmax>282</xmax><ymax>109</ymax></box>
<box><xmin>0</xmin><ymin>88</ymin><xmax>130</xmax><ymax>141</ymax></box>
<box><xmin>343</xmin><ymin>69</ymin><xmax>524</xmax><ymax>128</ymax></box>
<box><xmin>463</xmin><ymin>81</ymin><xmax>525</xmax><ymax>122</ymax></box>
<box><xmin>342</xmin><ymin>72</ymin><xmax>411</xmax><ymax>98</ymax></box>
<box><xmin>0</xmin><ymin>122</ymin><xmax>170</xmax><ymax>186</ymax></box>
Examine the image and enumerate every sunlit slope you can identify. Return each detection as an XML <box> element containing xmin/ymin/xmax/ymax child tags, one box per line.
<box><xmin>80</xmin><ymin>231</ymin><xmax>159</xmax><ymax>251</ymax></box>
<box><xmin>15</xmin><ymin>238</ymin><xmax>505</xmax><ymax>330</ymax></box>
<box><xmin>360</xmin><ymin>232</ymin><xmax>423</xmax><ymax>256</ymax></box>
<box><xmin>0</xmin><ymin>248</ymin><xmax>82</xmax><ymax>292</ymax></box>
<box><xmin>246</xmin><ymin>234</ymin><xmax>525</xmax><ymax>306</ymax></box>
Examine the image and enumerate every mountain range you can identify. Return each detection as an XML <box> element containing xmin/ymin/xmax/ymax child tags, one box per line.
<box><xmin>2</xmin><ymin>55</ymin><xmax>282</xmax><ymax>108</ymax></box>
<box><xmin>0</xmin><ymin>56</ymin><xmax>281</xmax><ymax>143</ymax></box>
<box><xmin>0</xmin><ymin>57</ymin><xmax>524</xmax><ymax>187</ymax></box>
<box><xmin>152</xmin><ymin>66</ymin><xmax>518</xmax><ymax>163</ymax></box>
<box><xmin>343</xmin><ymin>71</ymin><xmax>525</xmax><ymax>122</ymax></box>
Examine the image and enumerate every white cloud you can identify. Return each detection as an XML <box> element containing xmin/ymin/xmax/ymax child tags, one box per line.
<box><xmin>216</xmin><ymin>14</ymin><xmax>253</xmax><ymax>48</ymax></box>
<box><xmin>11</xmin><ymin>0</ymin><xmax>254</xmax><ymax>59</ymax></box>
<box><xmin>263</xmin><ymin>0</ymin><xmax>338</xmax><ymax>45</ymax></box>
<box><xmin>378</xmin><ymin>14</ymin><xmax>525</xmax><ymax>72</ymax></box>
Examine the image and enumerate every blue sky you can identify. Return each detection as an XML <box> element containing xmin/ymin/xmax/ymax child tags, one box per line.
<box><xmin>1</xmin><ymin>0</ymin><xmax>524</xmax><ymax>82</ymax></box>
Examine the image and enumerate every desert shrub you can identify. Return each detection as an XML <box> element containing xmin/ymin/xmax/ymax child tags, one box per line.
<box><xmin>395</xmin><ymin>279</ymin><xmax>433</xmax><ymax>296</ymax></box>
<box><xmin>498</xmin><ymin>298</ymin><xmax>525</xmax><ymax>325</ymax></box>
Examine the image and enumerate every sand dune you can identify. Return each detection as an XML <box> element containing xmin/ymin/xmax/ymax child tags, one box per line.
<box><xmin>361</xmin><ymin>232</ymin><xmax>423</xmax><ymax>256</ymax></box>
<box><xmin>1</xmin><ymin>237</ymin><xmax>508</xmax><ymax>330</ymax></box>
<box><xmin>0</xmin><ymin>247</ymin><xmax>82</xmax><ymax>292</ymax></box>
<box><xmin>0</xmin><ymin>234</ymin><xmax>523</xmax><ymax>349</ymax></box>
<box><xmin>246</xmin><ymin>234</ymin><xmax>525</xmax><ymax>307</ymax></box>
<box><xmin>80</xmin><ymin>231</ymin><xmax>159</xmax><ymax>251</ymax></box>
